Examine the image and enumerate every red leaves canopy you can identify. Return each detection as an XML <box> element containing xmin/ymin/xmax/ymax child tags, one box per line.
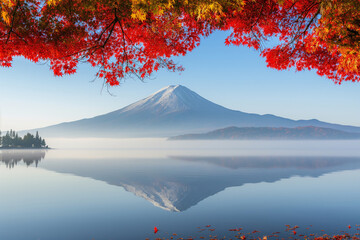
<box><xmin>1</xmin><ymin>0</ymin><xmax>359</xmax><ymax>85</ymax></box>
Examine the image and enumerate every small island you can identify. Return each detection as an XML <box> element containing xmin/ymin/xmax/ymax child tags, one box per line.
<box><xmin>0</xmin><ymin>130</ymin><xmax>48</xmax><ymax>149</ymax></box>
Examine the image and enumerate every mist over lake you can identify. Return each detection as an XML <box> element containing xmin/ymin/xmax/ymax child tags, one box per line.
<box><xmin>1</xmin><ymin>139</ymin><xmax>359</xmax><ymax>240</ymax></box>
<box><xmin>46</xmin><ymin>138</ymin><xmax>360</xmax><ymax>156</ymax></box>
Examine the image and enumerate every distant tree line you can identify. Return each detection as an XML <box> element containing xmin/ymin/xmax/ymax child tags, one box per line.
<box><xmin>0</xmin><ymin>130</ymin><xmax>47</xmax><ymax>149</ymax></box>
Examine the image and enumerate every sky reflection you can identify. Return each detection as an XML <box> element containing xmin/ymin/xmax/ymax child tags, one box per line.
<box><xmin>0</xmin><ymin>147</ymin><xmax>359</xmax><ymax>240</ymax></box>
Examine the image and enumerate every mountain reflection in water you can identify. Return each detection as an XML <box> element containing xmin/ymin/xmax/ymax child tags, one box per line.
<box><xmin>1</xmin><ymin>150</ymin><xmax>360</xmax><ymax>212</ymax></box>
<box><xmin>171</xmin><ymin>155</ymin><xmax>360</xmax><ymax>169</ymax></box>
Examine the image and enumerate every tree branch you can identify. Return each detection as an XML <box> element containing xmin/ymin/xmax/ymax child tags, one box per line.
<box><xmin>5</xmin><ymin>0</ymin><xmax>20</xmax><ymax>44</ymax></box>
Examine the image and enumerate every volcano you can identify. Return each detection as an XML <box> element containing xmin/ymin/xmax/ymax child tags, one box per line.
<box><xmin>28</xmin><ymin>85</ymin><xmax>360</xmax><ymax>137</ymax></box>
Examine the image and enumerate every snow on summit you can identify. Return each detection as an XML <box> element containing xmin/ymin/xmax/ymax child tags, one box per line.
<box><xmin>119</xmin><ymin>85</ymin><xmax>225</xmax><ymax>115</ymax></box>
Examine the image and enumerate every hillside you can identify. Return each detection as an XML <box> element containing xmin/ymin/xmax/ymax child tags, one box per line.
<box><xmin>169</xmin><ymin>126</ymin><xmax>360</xmax><ymax>140</ymax></box>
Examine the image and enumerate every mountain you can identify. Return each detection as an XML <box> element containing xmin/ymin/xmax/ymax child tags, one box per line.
<box><xmin>169</xmin><ymin>126</ymin><xmax>360</xmax><ymax>140</ymax></box>
<box><xmin>27</xmin><ymin>85</ymin><xmax>360</xmax><ymax>137</ymax></box>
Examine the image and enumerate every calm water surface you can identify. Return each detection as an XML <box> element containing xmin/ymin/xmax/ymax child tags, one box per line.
<box><xmin>0</xmin><ymin>139</ymin><xmax>360</xmax><ymax>240</ymax></box>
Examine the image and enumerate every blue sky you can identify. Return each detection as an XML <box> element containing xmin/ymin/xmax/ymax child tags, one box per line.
<box><xmin>0</xmin><ymin>31</ymin><xmax>359</xmax><ymax>131</ymax></box>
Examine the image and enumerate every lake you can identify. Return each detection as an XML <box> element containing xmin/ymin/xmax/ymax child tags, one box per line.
<box><xmin>1</xmin><ymin>139</ymin><xmax>360</xmax><ymax>240</ymax></box>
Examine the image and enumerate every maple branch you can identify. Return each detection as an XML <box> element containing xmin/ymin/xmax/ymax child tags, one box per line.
<box><xmin>302</xmin><ymin>8</ymin><xmax>320</xmax><ymax>35</ymax></box>
<box><xmin>11</xmin><ymin>30</ymin><xmax>27</xmax><ymax>43</ymax></box>
<box><xmin>96</xmin><ymin>18</ymin><xmax>117</xmax><ymax>43</ymax></box>
<box><xmin>56</xmin><ymin>20</ymin><xmax>118</xmax><ymax>59</ymax></box>
<box><xmin>5</xmin><ymin>0</ymin><xmax>20</xmax><ymax>44</ymax></box>
<box><xmin>286</xmin><ymin>4</ymin><xmax>320</xmax><ymax>47</ymax></box>
<box><xmin>98</xmin><ymin>9</ymin><xmax>119</xmax><ymax>49</ymax></box>
<box><xmin>298</xmin><ymin>2</ymin><xmax>319</xmax><ymax>32</ymax></box>
<box><xmin>250</xmin><ymin>1</ymin><xmax>266</xmax><ymax>31</ymax></box>
<box><xmin>283</xmin><ymin>0</ymin><xmax>301</xmax><ymax>16</ymax></box>
<box><xmin>101</xmin><ymin>21</ymin><xmax>116</xmax><ymax>48</ymax></box>
<box><xmin>56</xmin><ymin>8</ymin><xmax>119</xmax><ymax>60</ymax></box>
<box><xmin>118</xmin><ymin>19</ymin><xmax>130</xmax><ymax>65</ymax></box>
<box><xmin>58</xmin><ymin>45</ymin><xmax>97</xmax><ymax>59</ymax></box>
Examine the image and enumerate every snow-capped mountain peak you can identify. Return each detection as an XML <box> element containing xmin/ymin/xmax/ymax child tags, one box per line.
<box><xmin>118</xmin><ymin>85</ymin><xmax>224</xmax><ymax>115</ymax></box>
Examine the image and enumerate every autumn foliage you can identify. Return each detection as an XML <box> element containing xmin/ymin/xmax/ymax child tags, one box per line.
<box><xmin>147</xmin><ymin>224</ymin><xmax>360</xmax><ymax>240</ymax></box>
<box><xmin>1</xmin><ymin>0</ymin><xmax>360</xmax><ymax>85</ymax></box>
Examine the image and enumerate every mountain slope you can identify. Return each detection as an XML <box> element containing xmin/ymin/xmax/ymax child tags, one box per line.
<box><xmin>28</xmin><ymin>85</ymin><xmax>360</xmax><ymax>137</ymax></box>
<box><xmin>169</xmin><ymin>126</ymin><xmax>360</xmax><ymax>140</ymax></box>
